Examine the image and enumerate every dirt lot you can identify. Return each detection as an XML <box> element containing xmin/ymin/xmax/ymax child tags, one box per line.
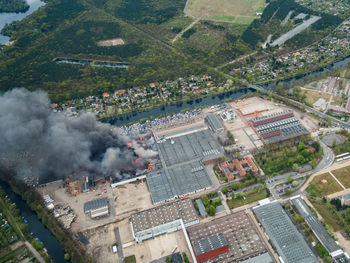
<box><xmin>112</xmin><ymin>180</ymin><xmax>153</xmax><ymax>220</ymax></box>
<box><xmin>123</xmin><ymin>231</ymin><xmax>192</xmax><ymax>263</ymax></box>
<box><xmin>97</xmin><ymin>38</ymin><xmax>125</xmax><ymax>46</ymax></box>
<box><xmin>83</xmin><ymin>223</ymin><xmax>119</xmax><ymax>263</ymax></box>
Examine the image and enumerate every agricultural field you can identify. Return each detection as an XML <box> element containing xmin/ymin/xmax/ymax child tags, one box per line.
<box><xmin>185</xmin><ymin>0</ymin><xmax>266</xmax><ymax>24</ymax></box>
<box><xmin>306</xmin><ymin>173</ymin><xmax>343</xmax><ymax>197</ymax></box>
<box><xmin>333</xmin><ymin>166</ymin><xmax>350</xmax><ymax>188</ymax></box>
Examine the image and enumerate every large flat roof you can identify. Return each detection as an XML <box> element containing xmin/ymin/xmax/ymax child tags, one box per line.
<box><xmin>83</xmin><ymin>197</ymin><xmax>108</xmax><ymax>212</ymax></box>
<box><xmin>253</xmin><ymin>201</ymin><xmax>318</xmax><ymax>263</ymax></box>
<box><xmin>193</xmin><ymin>233</ymin><xmax>227</xmax><ymax>256</ymax></box>
<box><xmin>147</xmin><ymin>161</ymin><xmax>212</xmax><ymax>203</ymax></box>
<box><xmin>290</xmin><ymin>196</ymin><xmax>340</xmax><ymax>253</ymax></box>
<box><xmin>187</xmin><ymin>211</ymin><xmax>268</xmax><ymax>262</ymax></box>
<box><xmin>206</xmin><ymin>113</ymin><xmax>224</xmax><ymax>132</ymax></box>
<box><xmin>130</xmin><ymin>199</ymin><xmax>198</xmax><ymax>234</ymax></box>
<box><xmin>157</xmin><ymin>129</ymin><xmax>224</xmax><ymax>167</ymax></box>
<box><xmin>239</xmin><ymin>252</ymin><xmax>273</xmax><ymax>263</ymax></box>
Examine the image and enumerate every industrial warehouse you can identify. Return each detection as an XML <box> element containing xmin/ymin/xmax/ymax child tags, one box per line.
<box><xmin>290</xmin><ymin>196</ymin><xmax>350</xmax><ymax>262</ymax></box>
<box><xmin>130</xmin><ymin>198</ymin><xmax>199</xmax><ymax>243</ymax></box>
<box><xmin>147</xmin><ymin>161</ymin><xmax>212</xmax><ymax>204</ymax></box>
<box><xmin>156</xmin><ymin>126</ymin><xmax>224</xmax><ymax>166</ymax></box>
<box><xmin>187</xmin><ymin>211</ymin><xmax>272</xmax><ymax>263</ymax></box>
<box><xmin>250</xmin><ymin>111</ymin><xmax>308</xmax><ymax>144</ymax></box>
<box><xmin>253</xmin><ymin>200</ymin><xmax>318</xmax><ymax>263</ymax></box>
<box><xmin>83</xmin><ymin>197</ymin><xmax>109</xmax><ymax>219</ymax></box>
<box><xmin>147</xmin><ymin>125</ymin><xmax>224</xmax><ymax>203</ymax></box>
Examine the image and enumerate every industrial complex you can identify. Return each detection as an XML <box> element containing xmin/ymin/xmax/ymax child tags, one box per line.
<box><xmin>253</xmin><ymin>200</ymin><xmax>318</xmax><ymax>263</ymax></box>
<box><xmin>187</xmin><ymin>211</ymin><xmax>272</xmax><ymax>263</ymax></box>
<box><xmin>130</xmin><ymin>199</ymin><xmax>199</xmax><ymax>243</ymax></box>
<box><xmin>290</xmin><ymin>196</ymin><xmax>350</xmax><ymax>262</ymax></box>
<box><xmin>250</xmin><ymin>111</ymin><xmax>308</xmax><ymax>144</ymax></box>
<box><xmin>34</xmin><ymin>96</ymin><xmax>350</xmax><ymax>263</ymax></box>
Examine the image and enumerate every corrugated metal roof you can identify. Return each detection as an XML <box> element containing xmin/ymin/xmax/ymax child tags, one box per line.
<box><xmin>83</xmin><ymin>197</ymin><xmax>108</xmax><ymax>212</ymax></box>
<box><xmin>195</xmin><ymin>199</ymin><xmax>207</xmax><ymax>216</ymax></box>
<box><xmin>193</xmin><ymin>233</ymin><xmax>227</xmax><ymax>255</ymax></box>
<box><xmin>206</xmin><ymin>113</ymin><xmax>224</xmax><ymax>132</ymax></box>
<box><xmin>253</xmin><ymin>201</ymin><xmax>318</xmax><ymax>263</ymax></box>
<box><xmin>239</xmin><ymin>252</ymin><xmax>273</xmax><ymax>263</ymax></box>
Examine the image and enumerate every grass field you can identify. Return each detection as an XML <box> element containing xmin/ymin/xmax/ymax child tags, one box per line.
<box><xmin>306</xmin><ymin>173</ymin><xmax>343</xmax><ymax>197</ymax></box>
<box><xmin>227</xmin><ymin>187</ymin><xmax>267</xmax><ymax>209</ymax></box>
<box><xmin>185</xmin><ymin>0</ymin><xmax>265</xmax><ymax>24</ymax></box>
<box><xmin>301</xmin><ymin>89</ymin><xmax>331</xmax><ymax>105</ymax></box>
<box><xmin>333</xmin><ymin>166</ymin><xmax>350</xmax><ymax>188</ymax></box>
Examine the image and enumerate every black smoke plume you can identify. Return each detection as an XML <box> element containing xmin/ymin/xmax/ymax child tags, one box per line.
<box><xmin>0</xmin><ymin>88</ymin><xmax>157</xmax><ymax>181</ymax></box>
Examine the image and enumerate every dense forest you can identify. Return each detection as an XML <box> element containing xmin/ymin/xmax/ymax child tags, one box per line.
<box><xmin>0</xmin><ymin>0</ymin><xmax>29</xmax><ymax>13</ymax></box>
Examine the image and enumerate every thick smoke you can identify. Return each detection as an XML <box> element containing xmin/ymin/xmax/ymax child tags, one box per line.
<box><xmin>0</xmin><ymin>88</ymin><xmax>157</xmax><ymax>181</ymax></box>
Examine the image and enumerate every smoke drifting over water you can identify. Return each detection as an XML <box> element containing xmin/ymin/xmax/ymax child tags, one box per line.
<box><xmin>0</xmin><ymin>88</ymin><xmax>157</xmax><ymax>181</ymax></box>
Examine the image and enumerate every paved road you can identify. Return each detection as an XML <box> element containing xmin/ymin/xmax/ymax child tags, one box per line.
<box><xmin>266</xmin><ymin>139</ymin><xmax>334</xmax><ymax>199</ymax></box>
<box><xmin>114</xmin><ymin>228</ymin><xmax>124</xmax><ymax>263</ymax></box>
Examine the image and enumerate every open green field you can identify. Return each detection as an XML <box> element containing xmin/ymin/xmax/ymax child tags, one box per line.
<box><xmin>333</xmin><ymin>166</ymin><xmax>350</xmax><ymax>188</ymax></box>
<box><xmin>306</xmin><ymin>173</ymin><xmax>343</xmax><ymax>197</ymax></box>
<box><xmin>227</xmin><ymin>187</ymin><xmax>268</xmax><ymax>209</ymax></box>
<box><xmin>185</xmin><ymin>0</ymin><xmax>265</xmax><ymax>24</ymax></box>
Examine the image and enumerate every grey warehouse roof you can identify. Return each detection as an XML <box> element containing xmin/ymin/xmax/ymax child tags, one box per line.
<box><xmin>147</xmin><ymin>161</ymin><xmax>212</xmax><ymax>203</ymax></box>
<box><xmin>206</xmin><ymin>113</ymin><xmax>224</xmax><ymax>132</ymax></box>
<box><xmin>157</xmin><ymin>129</ymin><xmax>224</xmax><ymax>167</ymax></box>
<box><xmin>84</xmin><ymin>197</ymin><xmax>108</xmax><ymax>212</ymax></box>
<box><xmin>253</xmin><ymin>201</ymin><xmax>318</xmax><ymax>263</ymax></box>
<box><xmin>290</xmin><ymin>197</ymin><xmax>340</xmax><ymax>254</ymax></box>
<box><xmin>239</xmin><ymin>252</ymin><xmax>274</xmax><ymax>263</ymax></box>
<box><xmin>195</xmin><ymin>199</ymin><xmax>207</xmax><ymax>217</ymax></box>
<box><xmin>193</xmin><ymin>233</ymin><xmax>228</xmax><ymax>256</ymax></box>
<box><xmin>130</xmin><ymin>199</ymin><xmax>198</xmax><ymax>234</ymax></box>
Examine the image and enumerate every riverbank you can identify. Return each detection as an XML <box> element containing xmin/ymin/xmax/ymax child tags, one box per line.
<box><xmin>101</xmin><ymin>87</ymin><xmax>255</xmax><ymax>126</ymax></box>
<box><xmin>0</xmin><ymin>168</ymin><xmax>89</xmax><ymax>263</ymax></box>
<box><xmin>0</xmin><ymin>182</ymin><xmax>50</xmax><ymax>262</ymax></box>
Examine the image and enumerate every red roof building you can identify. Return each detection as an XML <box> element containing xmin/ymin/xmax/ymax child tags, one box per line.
<box><xmin>220</xmin><ymin>157</ymin><xmax>258</xmax><ymax>182</ymax></box>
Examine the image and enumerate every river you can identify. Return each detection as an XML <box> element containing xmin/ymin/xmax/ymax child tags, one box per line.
<box><xmin>103</xmin><ymin>88</ymin><xmax>256</xmax><ymax>126</ymax></box>
<box><xmin>0</xmin><ymin>179</ymin><xmax>68</xmax><ymax>262</ymax></box>
<box><xmin>0</xmin><ymin>0</ymin><xmax>45</xmax><ymax>44</ymax></box>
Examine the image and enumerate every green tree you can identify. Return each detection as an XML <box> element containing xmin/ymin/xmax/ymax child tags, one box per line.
<box><xmin>165</xmin><ymin>256</ymin><xmax>172</xmax><ymax>263</ymax></box>
<box><xmin>222</xmin><ymin>187</ymin><xmax>228</xmax><ymax>195</ymax></box>
<box><xmin>206</xmin><ymin>205</ymin><xmax>216</xmax><ymax>216</ymax></box>
<box><xmin>64</xmin><ymin>253</ymin><xmax>70</xmax><ymax>261</ymax></box>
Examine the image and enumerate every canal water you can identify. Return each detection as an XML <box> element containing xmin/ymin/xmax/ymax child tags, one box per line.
<box><xmin>0</xmin><ymin>179</ymin><xmax>68</xmax><ymax>263</ymax></box>
<box><xmin>0</xmin><ymin>0</ymin><xmax>45</xmax><ymax>44</ymax></box>
<box><xmin>103</xmin><ymin>88</ymin><xmax>256</xmax><ymax>126</ymax></box>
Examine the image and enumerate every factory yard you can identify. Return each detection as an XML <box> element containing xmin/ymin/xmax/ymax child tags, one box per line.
<box><xmin>112</xmin><ymin>180</ymin><xmax>153</xmax><ymax>219</ymax></box>
<box><xmin>39</xmin><ymin>181</ymin><xmax>117</xmax><ymax>232</ymax></box>
<box><xmin>123</xmin><ymin>231</ymin><xmax>191</xmax><ymax>263</ymax></box>
<box><xmin>35</xmin><ymin>96</ymin><xmax>326</xmax><ymax>263</ymax></box>
<box><xmin>83</xmin><ymin>224</ymin><xmax>119</xmax><ymax>263</ymax></box>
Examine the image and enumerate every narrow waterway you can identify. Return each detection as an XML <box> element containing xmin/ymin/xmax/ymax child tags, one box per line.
<box><xmin>0</xmin><ymin>0</ymin><xmax>45</xmax><ymax>44</ymax></box>
<box><xmin>103</xmin><ymin>88</ymin><xmax>256</xmax><ymax>126</ymax></box>
<box><xmin>0</xmin><ymin>179</ymin><xmax>68</xmax><ymax>263</ymax></box>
